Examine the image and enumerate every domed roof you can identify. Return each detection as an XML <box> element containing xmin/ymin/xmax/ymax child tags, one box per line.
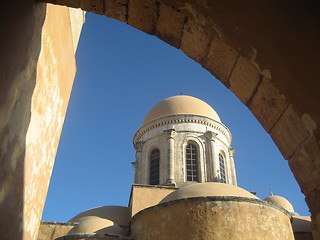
<box><xmin>264</xmin><ymin>195</ymin><xmax>294</xmax><ymax>212</ymax></box>
<box><xmin>160</xmin><ymin>182</ymin><xmax>259</xmax><ymax>204</ymax></box>
<box><xmin>69</xmin><ymin>206</ymin><xmax>130</xmax><ymax>226</ymax></box>
<box><xmin>143</xmin><ymin>95</ymin><xmax>221</xmax><ymax>124</ymax></box>
<box><xmin>68</xmin><ymin>216</ymin><xmax>124</xmax><ymax>235</ymax></box>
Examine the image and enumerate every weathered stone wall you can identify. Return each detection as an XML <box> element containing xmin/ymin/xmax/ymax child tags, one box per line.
<box><xmin>37</xmin><ymin>221</ymin><xmax>76</xmax><ymax>240</ymax></box>
<box><xmin>0</xmin><ymin>1</ymin><xmax>84</xmax><ymax>239</ymax></box>
<box><xmin>131</xmin><ymin>197</ymin><xmax>294</xmax><ymax>240</ymax></box>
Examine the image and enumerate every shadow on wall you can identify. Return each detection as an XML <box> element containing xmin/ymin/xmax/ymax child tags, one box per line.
<box><xmin>0</xmin><ymin>1</ymin><xmax>46</xmax><ymax>239</ymax></box>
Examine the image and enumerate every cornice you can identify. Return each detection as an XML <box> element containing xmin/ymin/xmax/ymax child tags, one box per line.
<box><xmin>133</xmin><ymin>114</ymin><xmax>232</xmax><ymax>145</ymax></box>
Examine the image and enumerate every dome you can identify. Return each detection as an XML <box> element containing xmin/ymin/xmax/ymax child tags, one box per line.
<box><xmin>68</xmin><ymin>216</ymin><xmax>110</xmax><ymax>234</ymax></box>
<box><xmin>264</xmin><ymin>195</ymin><xmax>294</xmax><ymax>212</ymax></box>
<box><xmin>143</xmin><ymin>95</ymin><xmax>221</xmax><ymax>124</ymax></box>
<box><xmin>69</xmin><ymin>206</ymin><xmax>130</xmax><ymax>226</ymax></box>
<box><xmin>160</xmin><ymin>182</ymin><xmax>259</xmax><ymax>204</ymax></box>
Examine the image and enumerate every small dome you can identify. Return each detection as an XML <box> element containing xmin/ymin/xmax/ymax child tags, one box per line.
<box><xmin>160</xmin><ymin>182</ymin><xmax>259</xmax><ymax>204</ymax></box>
<box><xmin>69</xmin><ymin>206</ymin><xmax>130</xmax><ymax>226</ymax></box>
<box><xmin>264</xmin><ymin>195</ymin><xmax>294</xmax><ymax>212</ymax></box>
<box><xmin>68</xmin><ymin>216</ymin><xmax>115</xmax><ymax>234</ymax></box>
<box><xmin>143</xmin><ymin>95</ymin><xmax>221</xmax><ymax>124</ymax></box>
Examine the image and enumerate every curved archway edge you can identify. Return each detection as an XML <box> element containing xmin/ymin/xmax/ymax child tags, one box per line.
<box><xmin>1</xmin><ymin>0</ymin><xmax>320</xmax><ymax>239</ymax></box>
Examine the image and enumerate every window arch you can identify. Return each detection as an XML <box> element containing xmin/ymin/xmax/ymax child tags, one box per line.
<box><xmin>150</xmin><ymin>148</ymin><xmax>160</xmax><ymax>185</ymax></box>
<box><xmin>219</xmin><ymin>153</ymin><xmax>226</xmax><ymax>183</ymax></box>
<box><xmin>186</xmin><ymin>143</ymin><xmax>199</xmax><ymax>182</ymax></box>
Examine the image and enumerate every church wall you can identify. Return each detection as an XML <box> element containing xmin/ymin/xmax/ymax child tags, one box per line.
<box><xmin>37</xmin><ymin>222</ymin><xmax>75</xmax><ymax>240</ymax></box>
<box><xmin>135</xmin><ymin>115</ymin><xmax>233</xmax><ymax>186</ymax></box>
<box><xmin>129</xmin><ymin>185</ymin><xmax>177</xmax><ymax>217</ymax></box>
<box><xmin>130</xmin><ymin>197</ymin><xmax>294</xmax><ymax>240</ymax></box>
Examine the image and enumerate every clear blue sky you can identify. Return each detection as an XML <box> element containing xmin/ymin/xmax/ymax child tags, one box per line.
<box><xmin>42</xmin><ymin>12</ymin><xmax>309</xmax><ymax>221</ymax></box>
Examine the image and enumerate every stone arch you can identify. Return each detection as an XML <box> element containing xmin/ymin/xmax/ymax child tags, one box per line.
<box><xmin>1</xmin><ymin>0</ymin><xmax>320</xmax><ymax>239</ymax></box>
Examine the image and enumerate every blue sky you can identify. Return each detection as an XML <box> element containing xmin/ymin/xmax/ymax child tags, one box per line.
<box><xmin>42</xmin><ymin>12</ymin><xmax>309</xmax><ymax>221</ymax></box>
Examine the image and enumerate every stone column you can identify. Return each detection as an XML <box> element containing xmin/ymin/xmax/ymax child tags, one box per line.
<box><xmin>164</xmin><ymin>129</ymin><xmax>176</xmax><ymax>186</ymax></box>
<box><xmin>229</xmin><ymin>148</ymin><xmax>237</xmax><ymax>186</ymax></box>
<box><xmin>134</xmin><ymin>141</ymin><xmax>144</xmax><ymax>184</ymax></box>
<box><xmin>205</xmin><ymin>131</ymin><xmax>218</xmax><ymax>182</ymax></box>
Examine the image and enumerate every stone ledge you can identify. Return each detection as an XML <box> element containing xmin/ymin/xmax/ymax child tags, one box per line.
<box><xmin>130</xmin><ymin>196</ymin><xmax>292</xmax><ymax>224</ymax></box>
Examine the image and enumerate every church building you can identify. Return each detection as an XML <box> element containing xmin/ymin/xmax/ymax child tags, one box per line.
<box><xmin>38</xmin><ymin>95</ymin><xmax>313</xmax><ymax>240</ymax></box>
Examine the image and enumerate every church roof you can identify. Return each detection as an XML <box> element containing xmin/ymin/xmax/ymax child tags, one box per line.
<box><xmin>264</xmin><ymin>195</ymin><xmax>295</xmax><ymax>213</ymax></box>
<box><xmin>143</xmin><ymin>95</ymin><xmax>221</xmax><ymax>124</ymax></box>
<box><xmin>159</xmin><ymin>182</ymin><xmax>259</xmax><ymax>204</ymax></box>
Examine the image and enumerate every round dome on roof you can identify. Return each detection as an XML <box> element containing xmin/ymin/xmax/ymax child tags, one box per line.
<box><xmin>143</xmin><ymin>95</ymin><xmax>221</xmax><ymax>124</ymax></box>
<box><xmin>264</xmin><ymin>195</ymin><xmax>294</xmax><ymax>212</ymax></box>
<box><xmin>160</xmin><ymin>182</ymin><xmax>259</xmax><ymax>204</ymax></box>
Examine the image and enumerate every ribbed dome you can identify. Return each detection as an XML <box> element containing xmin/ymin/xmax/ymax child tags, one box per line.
<box><xmin>160</xmin><ymin>182</ymin><xmax>259</xmax><ymax>204</ymax></box>
<box><xmin>264</xmin><ymin>195</ymin><xmax>294</xmax><ymax>212</ymax></box>
<box><xmin>143</xmin><ymin>95</ymin><xmax>221</xmax><ymax>124</ymax></box>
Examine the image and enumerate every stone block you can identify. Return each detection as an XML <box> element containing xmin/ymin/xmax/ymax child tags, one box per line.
<box><xmin>202</xmin><ymin>38</ymin><xmax>238</xmax><ymax>86</ymax></box>
<box><xmin>128</xmin><ymin>0</ymin><xmax>158</xmax><ymax>35</ymax></box>
<box><xmin>229</xmin><ymin>56</ymin><xmax>261</xmax><ymax>104</ymax></box>
<box><xmin>156</xmin><ymin>4</ymin><xmax>185</xmax><ymax>48</ymax></box>
<box><xmin>180</xmin><ymin>16</ymin><xmax>213</xmax><ymax>63</ymax></box>
<box><xmin>89</xmin><ymin>0</ymin><xmax>105</xmax><ymax>15</ymax></box>
<box><xmin>289</xmin><ymin>137</ymin><xmax>320</xmax><ymax>195</ymax></box>
<box><xmin>270</xmin><ymin>106</ymin><xmax>309</xmax><ymax>159</ymax></box>
<box><xmin>80</xmin><ymin>0</ymin><xmax>92</xmax><ymax>12</ymax></box>
<box><xmin>248</xmin><ymin>76</ymin><xmax>288</xmax><ymax>132</ymax></box>
<box><xmin>56</xmin><ymin>0</ymin><xmax>81</xmax><ymax>8</ymax></box>
<box><xmin>104</xmin><ymin>0</ymin><xmax>128</xmax><ymax>23</ymax></box>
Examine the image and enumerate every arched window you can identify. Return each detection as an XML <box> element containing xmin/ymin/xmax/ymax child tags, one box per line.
<box><xmin>150</xmin><ymin>149</ymin><xmax>160</xmax><ymax>185</ymax></box>
<box><xmin>219</xmin><ymin>153</ymin><xmax>226</xmax><ymax>183</ymax></box>
<box><xmin>186</xmin><ymin>143</ymin><xmax>199</xmax><ymax>182</ymax></box>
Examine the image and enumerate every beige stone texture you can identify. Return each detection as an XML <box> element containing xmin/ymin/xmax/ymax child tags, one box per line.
<box><xmin>37</xmin><ymin>222</ymin><xmax>75</xmax><ymax>240</ymax></box>
<box><xmin>289</xmin><ymin>137</ymin><xmax>320</xmax><ymax>195</ymax></box>
<box><xmin>131</xmin><ymin>198</ymin><xmax>294</xmax><ymax>240</ymax></box>
<box><xmin>180</xmin><ymin>12</ymin><xmax>213</xmax><ymax>63</ymax></box>
<box><xmin>270</xmin><ymin>106</ymin><xmax>310</xmax><ymax>160</ymax></box>
<box><xmin>104</xmin><ymin>0</ymin><xmax>128</xmax><ymax>23</ymax></box>
<box><xmin>69</xmin><ymin>206</ymin><xmax>131</xmax><ymax>227</ymax></box>
<box><xmin>67</xmin><ymin>216</ymin><xmax>125</xmax><ymax>235</ymax></box>
<box><xmin>264</xmin><ymin>195</ymin><xmax>294</xmax><ymax>212</ymax></box>
<box><xmin>143</xmin><ymin>95</ymin><xmax>221</xmax><ymax>124</ymax></box>
<box><xmin>248</xmin><ymin>76</ymin><xmax>289</xmax><ymax>132</ymax></box>
<box><xmin>155</xmin><ymin>4</ymin><xmax>185</xmax><ymax>48</ymax></box>
<box><xmin>229</xmin><ymin>56</ymin><xmax>261</xmax><ymax>105</ymax></box>
<box><xmin>0</xmin><ymin>2</ymin><xmax>83</xmax><ymax>239</ymax></box>
<box><xmin>202</xmin><ymin>38</ymin><xmax>238</xmax><ymax>86</ymax></box>
<box><xmin>160</xmin><ymin>182</ymin><xmax>259</xmax><ymax>204</ymax></box>
<box><xmin>128</xmin><ymin>0</ymin><xmax>158</xmax><ymax>35</ymax></box>
<box><xmin>69</xmin><ymin>8</ymin><xmax>85</xmax><ymax>53</ymax></box>
<box><xmin>129</xmin><ymin>185</ymin><xmax>176</xmax><ymax>216</ymax></box>
<box><xmin>23</xmin><ymin>4</ymin><xmax>82</xmax><ymax>239</ymax></box>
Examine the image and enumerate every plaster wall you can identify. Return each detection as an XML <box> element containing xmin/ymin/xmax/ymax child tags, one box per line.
<box><xmin>130</xmin><ymin>197</ymin><xmax>294</xmax><ymax>240</ymax></box>
<box><xmin>37</xmin><ymin>222</ymin><xmax>75</xmax><ymax>240</ymax></box>
<box><xmin>0</xmin><ymin>2</ymin><xmax>84</xmax><ymax>239</ymax></box>
<box><xmin>129</xmin><ymin>185</ymin><xmax>176</xmax><ymax>217</ymax></box>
